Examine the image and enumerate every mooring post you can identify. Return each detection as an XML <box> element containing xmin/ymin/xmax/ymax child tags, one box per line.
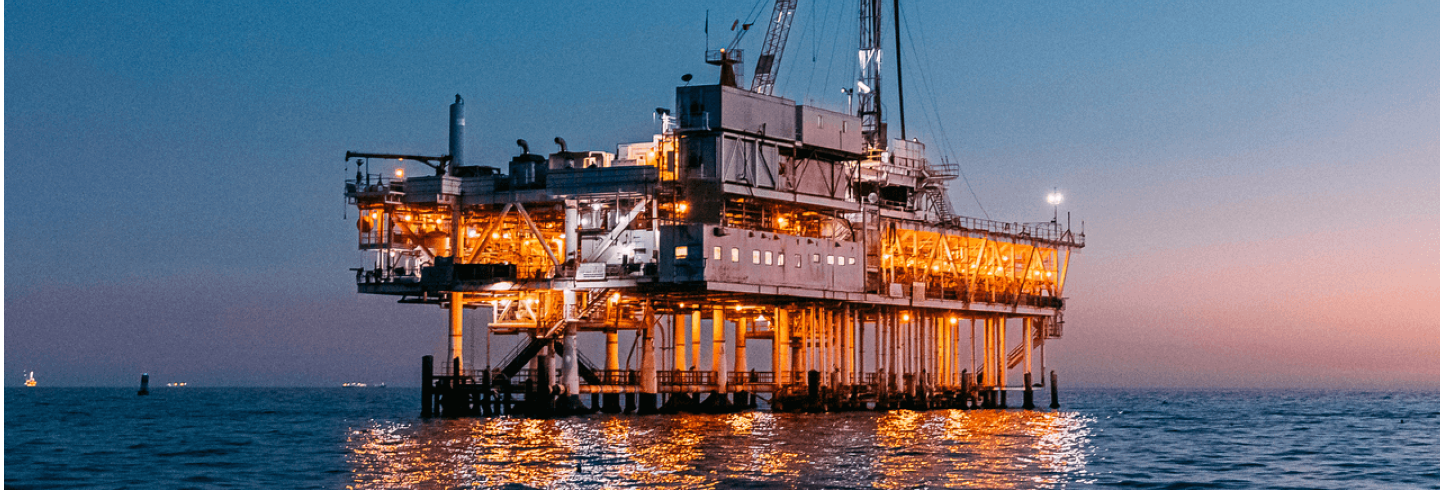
<box><xmin>1049</xmin><ymin>370</ymin><xmax>1061</xmax><ymax>409</ymax></box>
<box><xmin>960</xmin><ymin>370</ymin><xmax>970</xmax><ymax>409</ymax></box>
<box><xmin>1023</xmin><ymin>372</ymin><xmax>1035</xmax><ymax>409</ymax></box>
<box><xmin>481</xmin><ymin>368</ymin><xmax>494</xmax><ymax>416</ymax></box>
<box><xmin>808</xmin><ymin>369</ymin><xmax>821</xmax><ymax>400</ymax></box>
<box><xmin>421</xmin><ymin>355</ymin><xmax>434</xmax><ymax>417</ymax></box>
<box><xmin>452</xmin><ymin>356</ymin><xmax>464</xmax><ymax>416</ymax></box>
<box><xmin>137</xmin><ymin>373</ymin><xmax>149</xmax><ymax>396</ymax></box>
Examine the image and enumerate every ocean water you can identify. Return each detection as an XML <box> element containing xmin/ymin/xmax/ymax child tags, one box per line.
<box><xmin>5</xmin><ymin>388</ymin><xmax>1438</xmax><ymax>489</ymax></box>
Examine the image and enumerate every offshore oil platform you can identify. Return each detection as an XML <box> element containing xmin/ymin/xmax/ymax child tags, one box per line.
<box><xmin>343</xmin><ymin>0</ymin><xmax>1082</xmax><ymax>417</ymax></box>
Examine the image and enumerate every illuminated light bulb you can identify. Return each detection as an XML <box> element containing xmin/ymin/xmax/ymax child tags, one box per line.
<box><xmin>675</xmin><ymin>202</ymin><xmax>689</xmax><ymax>214</ymax></box>
<box><xmin>394</xmin><ymin>168</ymin><xmax>404</xmax><ymax>178</ymax></box>
<box><xmin>901</xmin><ymin>313</ymin><xmax>911</xmax><ymax>322</ymax></box>
<box><xmin>949</xmin><ymin>317</ymin><xmax>959</xmax><ymax>325</ymax></box>
<box><xmin>609</xmin><ymin>293</ymin><xmax>620</xmax><ymax>303</ymax></box>
<box><xmin>756</xmin><ymin>314</ymin><xmax>767</xmax><ymax>323</ymax></box>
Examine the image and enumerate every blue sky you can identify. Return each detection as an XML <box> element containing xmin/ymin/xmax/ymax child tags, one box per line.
<box><xmin>7</xmin><ymin>1</ymin><xmax>1438</xmax><ymax>387</ymax></box>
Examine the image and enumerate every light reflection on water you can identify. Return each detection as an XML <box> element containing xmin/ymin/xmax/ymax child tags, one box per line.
<box><xmin>347</xmin><ymin>410</ymin><xmax>1092</xmax><ymax>489</ymax></box>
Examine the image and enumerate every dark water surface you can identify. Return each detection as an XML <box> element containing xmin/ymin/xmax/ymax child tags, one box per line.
<box><xmin>6</xmin><ymin>388</ymin><xmax>1438</xmax><ymax>489</ymax></box>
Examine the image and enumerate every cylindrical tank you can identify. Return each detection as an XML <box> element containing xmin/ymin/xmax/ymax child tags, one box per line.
<box><xmin>449</xmin><ymin>95</ymin><xmax>465</xmax><ymax>172</ymax></box>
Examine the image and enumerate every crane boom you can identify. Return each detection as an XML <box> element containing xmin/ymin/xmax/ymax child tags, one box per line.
<box><xmin>750</xmin><ymin>0</ymin><xmax>798</xmax><ymax>96</ymax></box>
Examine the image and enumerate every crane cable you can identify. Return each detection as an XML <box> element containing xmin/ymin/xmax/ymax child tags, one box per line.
<box><xmin>899</xmin><ymin>4</ymin><xmax>989</xmax><ymax>218</ymax></box>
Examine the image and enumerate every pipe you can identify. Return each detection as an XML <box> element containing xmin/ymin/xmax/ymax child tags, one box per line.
<box><xmin>449</xmin><ymin>95</ymin><xmax>465</xmax><ymax>172</ymax></box>
<box><xmin>449</xmin><ymin>293</ymin><xmax>464</xmax><ymax>374</ymax></box>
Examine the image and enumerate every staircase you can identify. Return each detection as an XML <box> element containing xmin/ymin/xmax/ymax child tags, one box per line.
<box><xmin>540</xmin><ymin>288</ymin><xmax>613</xmax><ymax>339</ymax></box>
<box><xmin>496</xmin><ymin>337</ymin><xmax>604</xmax><ymax>385</ymax></box>
<box><xmin>1006</xmin><ymin>325</ymin><xmax>1047</xmax><ymax>369</ymax></box>
<box><xmin>923</xmin><ymin>185</ymin><xmax>956</xmax><ymax>223</ymax></box>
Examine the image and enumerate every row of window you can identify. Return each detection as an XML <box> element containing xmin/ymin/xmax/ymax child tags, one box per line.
<box><xmin>677</xmin><ymin>245</ymin><xmax>857</xmax><ymax>267</ymax></box>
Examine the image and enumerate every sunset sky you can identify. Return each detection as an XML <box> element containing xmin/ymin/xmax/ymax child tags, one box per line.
<box><xmin>7</xmin><ymin>1</ymin><xmax>1437</xmax><ymax>388</ymax></box>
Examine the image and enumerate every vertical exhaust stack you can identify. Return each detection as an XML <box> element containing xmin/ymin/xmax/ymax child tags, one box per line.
<box><xmin>448</xmin><ymin>95</ymin><xmax>465</xmax><ymax>174</ymax></box>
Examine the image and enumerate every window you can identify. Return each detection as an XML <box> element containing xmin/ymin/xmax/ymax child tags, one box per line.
<box><xmin>812</xmin><ymin>254</ymin><xmax>820</xmax><ymax>263</ymax></box>
<box><xmin>764</xmin><ymin>251</ymin><xmax>773</xmax><ymax>265</ymax></box>
<box><xmin>827</xmin><ymin>255</ymin><xmax>835</xmax><ymax>265</ymax></box>
<box><xmin>713</xmin><ymin>246</ymin><xmax>722</xmax><ymax>260</ymax></box>
<box><xmin>675</xmin><ymin>246</ymin><xmax>688</xmax><ymax>259</ymax></box>
<box><xmin>731</xmin><ymin>247</ymin><xmax>740</xmax><ymax>262</ymax></box>
<box><xmin>752</xmin><ymin>250</ymin><xmax>761</xmax><ymax>264</ymax></box>
<box><xmin>842</xmin><ymin>121</ymin><xmax>849</xmax><ymax>133</ymax></box>
<box><xmin>777</xmin><ymin>253</ymin><xmax>785</xmax><ymax>266</ymax></box>
<box><xmin>848</xmin><ymin>257</ymin><xmax>856</xmax><ymax>265</ymax></box>
<box><xmin>794</xmin><ymin>254</ymin><xmax>802</xmax><ymax>267</ymax></box>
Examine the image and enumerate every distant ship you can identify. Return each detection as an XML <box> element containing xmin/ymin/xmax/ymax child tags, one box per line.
<box><xmin>167</xmin><ymin>382</ymin><xmax>188</xmax><ymax>387</ymax></box>
<box><xmin>342</xmin><ymin>382</ymin><xmax>386</xmax><ymax>388</ymax></box>
<box><xmin>24</xmin><ymin>371</ymin><xmax>36</xmax><ymax>387</ymax></box>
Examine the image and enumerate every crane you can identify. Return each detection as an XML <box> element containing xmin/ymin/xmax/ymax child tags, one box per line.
<box><xmin>750</xmin><ymin>0</ymin><xmax>798</xmax><ymax>96</ymax></box>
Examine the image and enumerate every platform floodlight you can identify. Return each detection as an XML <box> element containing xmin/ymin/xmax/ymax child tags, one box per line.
<box><xmin>1047</xmin><ymin>187</ymin><xmax>1064</xmax><ymax>223</ymax></box>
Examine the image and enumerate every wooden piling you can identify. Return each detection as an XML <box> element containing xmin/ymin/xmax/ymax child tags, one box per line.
<box><xmin>960</xmin><ymin>370</ymin><xmax>971</xmax><ymax>409</ymax></box>
<box><xmin>1022</xmin><ymin>372</ymin><xmax>1035</xmax><ymax>409</ymax></box>
<box><xmin>1049</xmin><ymin>370</ymin><xmax>1061</xmax><ymax>409</ymax></box>
<box><xmin>421</xmin><ymin>355</ymin><xmax>434</xmax><ymax>417</ymax></box>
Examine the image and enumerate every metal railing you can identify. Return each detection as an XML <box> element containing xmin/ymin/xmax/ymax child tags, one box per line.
<box><xmin>925</xmin><ymin>158</ymin><xmax>960</xmax><ymax>180</ymax></box>
<box><xmin>943</xmin><ymin>216</ymin><xmax>1084</xmax><ymax>247</ymax></box>
<box><xmin>729</xmin><ymin>371</ymin><xmax>774</xmax><ymax>385</ymax></box>
<box><xmin>657</xmin><ymin>370</ymin><xmax>717</xmax><ymax>386</ymax></box>
<box><xmin>594</xmin><ymin>370</ymin><xmax>640</xmax><ymax>386</ymax></box>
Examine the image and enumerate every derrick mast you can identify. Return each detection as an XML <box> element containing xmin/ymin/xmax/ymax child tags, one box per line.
<box><xmin>857</xmin><ymin>0</ymin><xmax>885</xmax><ymax>149</ymax></box>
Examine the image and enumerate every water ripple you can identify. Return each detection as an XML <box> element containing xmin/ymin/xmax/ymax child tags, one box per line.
<box><xmin>6</xmin><ymin>388</ymin><xmax>1438</xmax><ymax>489</ymax></box>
